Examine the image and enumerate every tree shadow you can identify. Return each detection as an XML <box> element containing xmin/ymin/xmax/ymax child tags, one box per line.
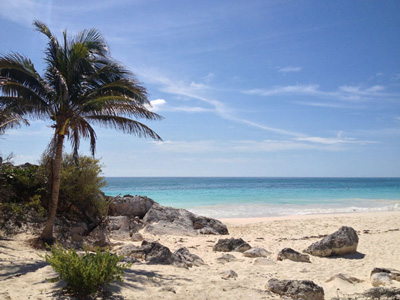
<box><xmin>326</xmin><ymin>251</ymin><xmax>366</xmax><ymax>260</ymax></box>
<box><xmin>0</xmin><ymin>260</ymin><xmax>49</xmax><ymax>280</ymax></box>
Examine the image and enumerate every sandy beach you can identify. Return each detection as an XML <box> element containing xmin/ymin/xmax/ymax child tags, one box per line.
<box><xmin>0</xmin><ymin>211</ymin><xmax>399</xmax><ymax>299</ymax></box>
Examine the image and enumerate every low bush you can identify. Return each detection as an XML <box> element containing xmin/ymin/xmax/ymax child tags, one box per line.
<box><xmin>44</xmin><ymin>243</ymin><xmax>130</xmax><ymax>297</ymax></box>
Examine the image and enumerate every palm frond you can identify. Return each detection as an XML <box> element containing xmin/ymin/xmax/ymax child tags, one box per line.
<box><xmin>86</xmin><ymin>115</ymin><xmax>162</xmax><ymax>141</ymax></box>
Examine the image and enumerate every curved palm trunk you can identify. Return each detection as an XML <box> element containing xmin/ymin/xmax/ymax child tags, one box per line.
<box><xmin>40</xmin><ymin>134</ymin><xmax>65</xmax><ymax>243</ymax></box>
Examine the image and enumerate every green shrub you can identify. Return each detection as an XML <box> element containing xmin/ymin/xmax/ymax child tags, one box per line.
<box><xmin>39</xmin><ymin>153</ymin><xmax>107</xmax><ymax>224</ymax></box>
<box><xmin>44</xmin><ymin>243</ymin><xmax>130</xmax><ymax>297</ymax></box>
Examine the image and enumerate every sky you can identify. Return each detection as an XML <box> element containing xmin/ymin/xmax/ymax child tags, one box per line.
<box><xmin>0</xmin><ymin>0</ymin><xmax>399</xmax><ymax>177</ymax></box>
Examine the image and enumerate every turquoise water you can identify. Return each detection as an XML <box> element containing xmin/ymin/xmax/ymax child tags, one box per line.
<box><xmin>102</xmin><ymin>177</ymin><xmax>400</xmax><ymax>218</ymax></box>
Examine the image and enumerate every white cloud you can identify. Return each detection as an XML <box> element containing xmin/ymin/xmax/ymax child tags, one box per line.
<box><xmin>147</xmin><ymin>99</ymin><xmax>167</xmax><ymax>111</ymax></box>
<box><xmin>244</xmin><ymin>83</ymin><xmax>393</xmax><ymax>102</ymax></box>
<box><xmin>278</xmin><ymin>66</ymin><xmax>302</xmax><ymax>73</ymax></box>
<box><xmin>147</xmin><ymin>98</ymin><xmax>212</xmax><ymax>113</ymax></box>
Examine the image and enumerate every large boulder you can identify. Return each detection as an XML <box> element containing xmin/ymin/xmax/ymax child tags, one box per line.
<box><xmin>277</xmin><ymin>248</ymin><xmax>311</xmax><ymax>263</ymax></box>
<box><xmin>265</xmin><ymin>278</ymin><xmax>324</xmax><ymax>300</ymax></box>
<box><xmin>143</xmin><ymin>203</ymin><xmax>228</xmax><ymax>236</ymax></box>
<box><xmin>303</xmin><ymin>226</ymin><xmax>358</xmax><ymax>257</ymax></box>
<box><xmin>109</xmin><ymin>195</ymin><xmax>155</xmax><ymax>218</ymax></box>
<box><xmin>213</xmin><ymin>238</ymin><xmax>251</xmax><ymax>252</ymax></box>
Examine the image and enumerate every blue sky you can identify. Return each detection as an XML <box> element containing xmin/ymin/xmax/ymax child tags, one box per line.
<box><xmin>1</xmin><ymin>0</ymin><xmax>399</xmax><ymax>177</ymax></box>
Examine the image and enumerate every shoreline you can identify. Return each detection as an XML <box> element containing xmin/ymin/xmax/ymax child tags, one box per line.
<box><xmin>219</xmin><ymin>210</ymin><xmax>400</xmax><ymax>225</ymax></box>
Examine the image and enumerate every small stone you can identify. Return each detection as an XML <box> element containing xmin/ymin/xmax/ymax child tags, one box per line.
<box><xmin>217</xmin><ymin>254</ymin><xmax>237</xmax><ymax>263</ymax></box>
<box><xmin>277</xmin><ymin>248</ymin><xmax>311</xmax><ymax>263</ymax></box>
<box><xmin>221</xmin><ymin>270</ymin><xmax>238</xmax><ymax>280</ymax></box>
<box><xmin>371</xmin><ymin>273</ymin><xmax>393</xmax><ymax>287</ymax></box>
<box><xmin>243</xmin><ymin>247</ymin><xmax>271</xmax><ymax>258</ymax></box>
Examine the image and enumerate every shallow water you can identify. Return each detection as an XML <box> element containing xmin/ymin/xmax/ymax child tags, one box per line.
<box><xmin>102</xmin><ymin>177</ymin><xmax>400</xmax><ymax>218</ymax></box>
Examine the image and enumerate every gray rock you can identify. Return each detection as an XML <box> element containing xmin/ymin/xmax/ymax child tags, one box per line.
<box><xmin>221</xmin><ymin>269</ymin><xmax>238</xmax><ymax>280</ymax></box>
<box><xmin>217</xmin><ymin>254</ymin><xmax>237</xmax><ymax>263</ymax></box>
<box><xmin>109</xmin><ymin>195</ymin><xmax>155</xmax><ymax>218</ymax></box>
<box><xmin>265</xmin><ymin>278</ymin><xmax>325</xmax><ymax>300</ymax></box>
<box><xmin>117</xmin><ymin>244</ymin><xmax>146</xmax><ymax>260</ymax></box>
<box><xmin>277</xmin><ymin>248</ymin><xmax>311</xmax><ymax>263</ymax></box>
<box><xmin>143</xmin><ymin>203</ymin><xmax>228</xmax><ymax>236</ymax></box>
<box><xmin>213</xmin><ymin>238</ymin><xmax>251</xmax><ymax>252</ymax></box>
<box><xmin>130</xmin><ymin>232</ymin><xmax>144</xmax><ymax>241</ymax></box>
<box><xmin>303</xmin><ymin>226</ymin><xmax>358</xmax><ymax>257</ymax></box>
<box><xmin>107</xmin><ymin>216</ymin><xmax>130</xmax><ymax>240</ymax></box>
<box><xmin>84</xmin><ymin>224</ymin><xmax>109</xmax><ymax>248</ymax></box>
<box><xmin>141</xmin><ymin>240</ymin><xmax>176</xmax><ymax>265</ymax></box>
<box><xmin>174</xmin><ymin>247</ymin><xmax>205</xmax><ymax>267</ymax></box>
<box><xmin>243</xmin><ymin>247</ymin><xmax>271</xmax><ymax>258</ymax></box>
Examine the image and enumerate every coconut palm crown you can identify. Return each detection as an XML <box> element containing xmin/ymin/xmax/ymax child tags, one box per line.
<box><xmin>0</xmin><ymin>21</ymin><xmax>162</xmax><ymax>243</ymax></box>
<box><xmin>0</xmin><ymin>106</ymin><xmax>29</xmax><ymax>134</ymax></box>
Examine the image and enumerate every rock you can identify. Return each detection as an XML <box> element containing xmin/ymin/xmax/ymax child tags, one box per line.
<box><xmin>303</xmin><ymin>226</ymin><xmax>358</xmax><ymax>257</ymax></box>
<box><xmin>277</xmin><ymin>248</ymin><xmax>311</xmax><ymax>263</ymax></box>
<box><xmin>213</xmin><ymin>238</ymin><xmax>251</xmax><ymax>252</ymax></box>
<box><xmin>221</xmin><ymin>270</ymin><xmax>238</xmax><ymax>280</ymax></box>
<box><xmin>217</xmin><ymin>254</ymin><xmax>237</xmax><ymax>263</ymax></box>
<box><xmin>253</xmin><ymin>258</ymin><xmax>276</xmax><ymax>266</ymax></box>
<box><xmin>325</xmin><ymin>273</ymin><xmax>363</xmax><ymax>284</ymax></box>
<box><xmin>109</xmin><ymin>195</ymin><xmax>155</xmax><ymax>218</ymax></box>
<box><xmin>107</xmin><ymin>216</ymin><xmax>130</xmax><ymax>240</ymax></box>
<box><xmin>265</xmin><ymin>278</ymin><xmax>324</xmax><ymax>300</ymax></box>
<box><xmin>243</xmin><ymin>247</ymin><xmax>271</xmax><ymax>258</ymax></box>
<box><xmin>174</xmin><ymin>247</ymin><xmax>205</xmax><ymax>267</ymax></box>
<box><xmin>141</xmin><ymin>240</ymin><xmax>176</xmax><ymax>265</ymax></box>
<box><xmin>371</xmin><ymin>273</ymin><xmax>393</xmax><ymax>287</ymax></box>
<box><xmin>84</xmin><ymin>224</ymin><xmax>109</xmax><ymax>248</ymax></box>
<box><xmin>143</xmin><ymin>203</ymin><xmax>228</xmax><ymax>236</ymax></box>
<box><xmin>371</xmin><ymin>268</ymin><xmax>400</xmax><ymax>281</ymax></box>
<box><xmin>130</xmin><ymin>232</ymin><xmax>144</xmax><ymax>241</ymax></box>
<box><xmin>117</xmin><ymin>244</ymin><xmax>146</xmax><ymax>260</ymax></box>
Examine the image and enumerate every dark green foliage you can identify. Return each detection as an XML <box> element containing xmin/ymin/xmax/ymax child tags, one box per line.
<box><xmin>44</xmin><ymin>243</ymin><xmax>130</xmax><ymax>297</ymax></box>
<box><xmin>39</xmin><ymin>153</ymin><xmax>108</xmax><ymax>225</ymax></box>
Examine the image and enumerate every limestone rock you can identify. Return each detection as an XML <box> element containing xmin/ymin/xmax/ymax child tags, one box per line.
<box><xmin>371</xmin><ymin>268</ymin><xmax>400</xmax><ymax>281</ymax></box>
<box><xmin>243</xmin><ymin>247</ymin><xmax>271</xmax><ymax>258</ymax></box>
<box><xmin>277</xmin><ymin>248</ymin><xmax>311</xmax><ymax>263</ymax></box>
<box><xmin>213</xmin><ymin>238</ymin><xmax>251</xmax><ymax>252</ymax></box>
<box><xmin>363</xmin><ymin>287</ymin><xmax>400</xmax><ymax>299</ymax></box>
<box><xmin>84</xmin><ymin>224</ymin><xmax>109</xmax><ymax>248</ymax></box>
<box><xmin>174</xmin><ymin>247</ymin><xmax>205</xmax><ymax>267</ymax></box>
<box><xmin>141</xmin><ymin>240</ymin><xmax>176</xmax><ymax>265</ymax></box>
<box><xmin>221</xmin><ymin>270</ymin><xmax>238</xmax><ymax>280</ymax></box>
<box><xmin>109</xmin><ymin>195</ymin><xmax>155</xmax><ymax>218</ymax></box>
<box><xmin>265</xmin><ymin>278</ymin><xmax>324</xmax><ymax>300</ymax></box>
<box><xmin>143</xmin><ymin>203</ymin><xmax>228</xmax><ymax>236</ymax></box>
<box><xmin>303</xmin><ymin>226</ymin><xmax>358</xmax><ymax>257</ymax></box>
<box><xmin>371</xmin><ymin>273</ymin><xmax>393</xmax><ymax>287</ymax></box>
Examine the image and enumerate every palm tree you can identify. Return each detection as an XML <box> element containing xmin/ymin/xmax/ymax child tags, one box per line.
<box><xmin>0</xmin><ymin>106</ymin><xmax>29</xmax><ymax>134</ymax></box>
<box><xmin>0</xmin><ymin>21</ymin><xmax>162</xmax><ymax>243</ymax></box>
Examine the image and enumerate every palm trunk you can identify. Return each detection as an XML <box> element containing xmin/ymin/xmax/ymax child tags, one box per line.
<box><xmin>40</xmin><ymin>134</ymin><xmax>65</xmax><ymax>243</ymax></box>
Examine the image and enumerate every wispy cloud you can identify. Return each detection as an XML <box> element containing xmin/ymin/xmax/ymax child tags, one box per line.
<box><xmin>243</xmin><ymin>84</ymin><xmax>393</xmax><ymax>102</ymax></box>
<box><xmin>151</xmin><ymin>138</ymin><xmax>368</xmax><ymax>154</ymax></box>
<box><xmin>278</xmin><ymin>66</ymin><xmax>302</xmax><ymax>73</ymax></box>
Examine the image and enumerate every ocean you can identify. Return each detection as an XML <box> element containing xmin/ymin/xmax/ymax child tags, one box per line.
<box><xmin>101</xmin><ymin>177</ymin><xmax>400</xmax><ymax>219</ymax></box>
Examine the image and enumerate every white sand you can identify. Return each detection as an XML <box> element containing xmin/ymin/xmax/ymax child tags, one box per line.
<box><xmin>1</xmin><ymin>211</ymin><xmax>400</xmax><ymax>299</ymax></box>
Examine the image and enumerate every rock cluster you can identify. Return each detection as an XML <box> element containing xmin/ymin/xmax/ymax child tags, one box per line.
<box><xmin>117</xmin><ymin>241</ymin><xmax>205</xmax><ymax>268</ymax></box>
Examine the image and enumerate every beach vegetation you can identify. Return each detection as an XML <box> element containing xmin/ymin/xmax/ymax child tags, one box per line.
<box><xmin>0</xmin><ymin>21</ymin><xmax>162</xmax><ymax>243</ymax></box>
<box><xmin>44</xmin><ymin>243</ymin><xmax>129</xmax><ymax>297</ymax></box>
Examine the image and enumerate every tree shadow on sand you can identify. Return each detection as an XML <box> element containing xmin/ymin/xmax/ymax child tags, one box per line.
<box><xmin>326</xmin><ymin>251</ymin><xmax>366</xmax><ymax>260</ymax></box>
<box><xmin>0</xmin><ymin>260</ymin><xmax>49</xmax><ymax>280</ymax></box>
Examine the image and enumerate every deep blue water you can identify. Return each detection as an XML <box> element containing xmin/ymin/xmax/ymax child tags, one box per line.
<box><xmin>102</xmin><ymin>177</ymin><xmax>400</xmax><ymax>218</ymax></box>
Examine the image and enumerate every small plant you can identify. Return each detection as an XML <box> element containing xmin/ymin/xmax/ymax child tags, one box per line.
<box><xmin>43</xmin><ymin>243</ymin><xmax>130</xmax><ymax>297</ymax></box>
